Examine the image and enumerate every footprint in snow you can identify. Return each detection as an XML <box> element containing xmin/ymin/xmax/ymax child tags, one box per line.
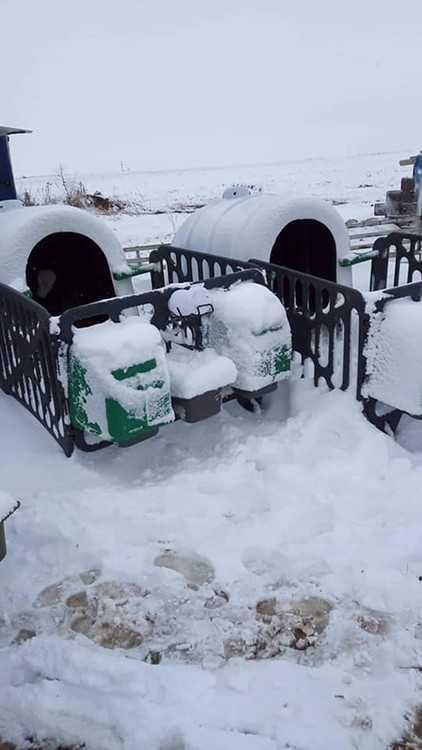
<box><xmin>154</xmin><ymin>550</ymin><xmax>215</xmax><ymax>587</ymax></box>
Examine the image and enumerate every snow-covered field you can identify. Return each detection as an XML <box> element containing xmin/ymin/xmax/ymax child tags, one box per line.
<box><xmin>16</xmin><ymin>151</ymin><xmax>404</xmax><ymax>213</ymax></box>
<box><xmin>2</xmin><ymin>154</ymin><xmax>422</xmax><ymax>750</ymax></box>
<box><xmin>16</xmin><ymin>150</ymin><xmax>403</xmax><ymax>248</ymax></box>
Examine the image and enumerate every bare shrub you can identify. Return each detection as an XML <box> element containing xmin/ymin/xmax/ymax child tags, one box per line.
<box><xmin>57</xmin><ymin>165</ymin><xmax>90</xmax><ymax>209</ymax></box>
<box><xmin>22</xmin><ymin>190</ymin><xmax>37</xmax><ymax>206</ymax></box>
<box><xmin>42</xmin><ymin>181</ymin><xmax>55</xmax><ymax>205</ymax></box>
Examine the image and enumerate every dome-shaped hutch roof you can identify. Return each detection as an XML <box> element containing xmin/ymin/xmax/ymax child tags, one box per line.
<box><xmin>174</xmin><ymin>193</ymin><xmax>351</xmax><ymax>286</ymax></box>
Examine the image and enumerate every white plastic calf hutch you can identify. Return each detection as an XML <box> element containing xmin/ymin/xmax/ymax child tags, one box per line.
<box><xmin>0</xmin><ymin>127</ymin><xmax>137</xmax><ymax>310</ymax></box>
<box><xmin>0</xmin><ymin>203</ymin><xmax>137</xmax><ymax>314</ymax></box>
<box><xmin>174</xmin><ymin>192</ymin><xmax>352</xmax><ymax>287</ymax></box>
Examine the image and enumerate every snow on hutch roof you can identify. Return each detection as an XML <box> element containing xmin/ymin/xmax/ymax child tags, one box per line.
<box><xmin>0</xmin><ymin>203</ymin><xmax>129</xmax><ymax>288</ymax></box>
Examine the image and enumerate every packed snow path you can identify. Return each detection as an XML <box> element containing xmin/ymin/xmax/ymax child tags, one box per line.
<box><xmin>1</xmin><ymin>384</ymin><xmax>422</xmax><ymax>749</ymax></box>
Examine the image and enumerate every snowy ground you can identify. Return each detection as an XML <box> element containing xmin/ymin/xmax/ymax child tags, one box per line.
<box><xmin>16</xmin><ymin>150</ymin><xmax>404</xmax><ymax>216</ymax></box>
<box><xmin>2</xmin><ymin>386</ymin><xmax>422</xmax><ymax>750</ymax></box>
<box><xmin>2</xmin><ymin>155</ymin><xmax>422</xmax><ymax>750</ymax></box>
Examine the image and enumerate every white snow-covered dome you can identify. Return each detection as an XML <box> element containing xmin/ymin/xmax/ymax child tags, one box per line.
<box><xmin>0</xmin><ymin>203</ymin><xmax>128</xmax><ymax>289</ymax></box>
<box><xmin>174</xmin><ymin>193</ymin><xmax>351</xmax><ymax>286</ymax></box>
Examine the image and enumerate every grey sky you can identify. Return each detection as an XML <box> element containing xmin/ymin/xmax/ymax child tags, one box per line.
<box><xmin>3</xmin><ymin>0</ymin><xmax>422</xmax><ymax>175</ymax></box>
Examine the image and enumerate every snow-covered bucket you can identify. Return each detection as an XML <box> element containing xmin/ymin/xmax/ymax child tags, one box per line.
<box><xmin>68</xmin><ymin>317</ymin><xmax>174</xmax><ymax>445</ymax></box>
<box><xmin>207</xmin><ymin>281</ymin><xmax>291</xmax><ymax>394</ymax></box>
<box><xmin>174</xmin><ymin>192</ymin><xmax>352</xmax><ymax>286</ymax></box>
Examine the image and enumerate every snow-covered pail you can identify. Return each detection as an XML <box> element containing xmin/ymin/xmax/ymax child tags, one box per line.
<box><xmin>67</xmin><ymin>317</ymin><xmax>174</xmax><ymax>445</ymax></box>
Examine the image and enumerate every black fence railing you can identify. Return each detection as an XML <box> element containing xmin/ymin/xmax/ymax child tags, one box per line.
<box><xmin>149</xmin><ymin>245</ymin><xmax>253</xmax><ymax>287</ymax></box>
<box><xmin>0</xmin><ymin>283</ymin><xmax>73</xmax><ymax>456</ymax></box>
<box><xmin>59</xmin><ymin>269</ymin><xmax>265</xmax><ymax>344</ymax></box>
<box><xmin>371</xmin><ymin>231</ymin><xmax>422</xmax><ymax>291</ymax></box>
<box><xmin>151</xmin><ymin>245</ymin><xmax>368</xmax><ymax>399</ymax></box>
<box><xmin>249</xmin><ymin>259</ymin><xmax>367</xmax><ymax>398</ymax></box>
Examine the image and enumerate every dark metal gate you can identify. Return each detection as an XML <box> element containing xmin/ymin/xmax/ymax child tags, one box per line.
<box><xmin>250</xmin><ymin>259</ymin><xmax>367</xmax><ymax>398</ymax></box>
<box><xmin>0</xmin><ymin>283</ymin><xmax>73</xmax><ymax>456</ymax></box>
<box><xmin>371</xmin><ymin>231</ymin><xmax>422</xmax><ymax>291</ymax></box>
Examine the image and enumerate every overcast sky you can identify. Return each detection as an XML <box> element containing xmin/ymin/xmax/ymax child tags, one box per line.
<box><xmin>3</xmin><ymin>0</ymin><xmax>422</xmax><ymax>176</ymax></box>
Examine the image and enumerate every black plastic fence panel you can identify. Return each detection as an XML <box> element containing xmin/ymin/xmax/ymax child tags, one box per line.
<box><xmin>371</xmin><ymin>231</ymin><xmax>422</xmax><ymax>291</ymax></box>
<box><xmin>149</xmin><ymin>246</ymin><xmax>367</xmax><ymax>398</ymax></box>
<box><xmin>149</xmin><ymin>245</ymin><xmax>253</xmax><ymax>288</ymax></box>
<box><xmin>0</xmin><ymin>283</ymin><xmax>73</xmax><ymax>455</ymax></box>
<box><xmin>58</xmin><ymin>269</ymin><xmax>264</xmax><ymax>344</ymax></box>
<box><xmin>59</xmin><ymin>290</ymin><xmax>171</xmax><ymax>344</ymax></box>
<box><xmin>247</xmin><ymin>259</ymin><xmax>367</xmax><ymax>397</ymax></box>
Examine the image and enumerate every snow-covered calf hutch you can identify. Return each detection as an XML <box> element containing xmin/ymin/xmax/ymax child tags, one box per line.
<box><xmin>0</xmin><ymin>127</ymin><xmax>135</xmax><ymax>312</ymax></box>
<box><xmin>174</xmin><ymin>190</ymin><xmax>353</xmax><ymax>287</ymax></box>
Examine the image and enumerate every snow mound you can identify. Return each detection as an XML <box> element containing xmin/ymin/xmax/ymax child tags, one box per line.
<box><xmin>208</xmin><ymin>281</ymin><xmax>286</xmax><ymax>336</ymax></box>
<box><xmin>72</xmin><ymin>317</ymin><xmax>162</xmax><ymax>372</ymax></box>
<box><xmin>364</xmin><ymin>297</ymin><xmax>422</xmax><ymax>414</ymax></box>
<box><xmin>167</xmin><ymin>346</ymin><xmax>237</xmax><ymax>399</ymax></box>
